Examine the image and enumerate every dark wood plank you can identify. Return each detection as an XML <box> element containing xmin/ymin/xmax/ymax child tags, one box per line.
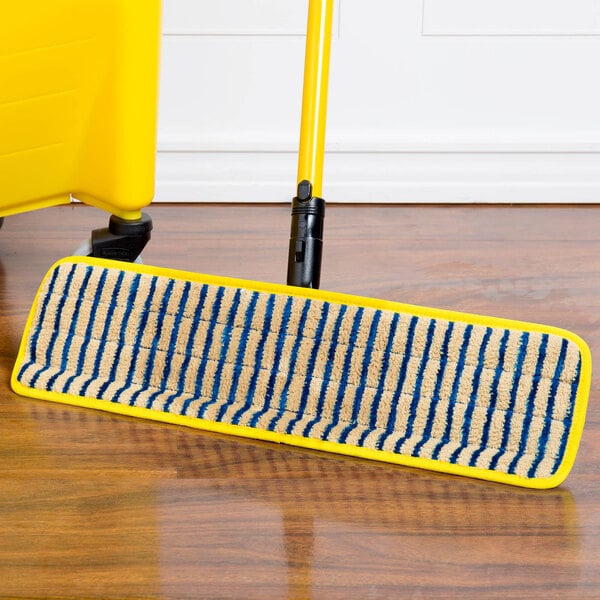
<box><xmin>1</xmin><ymin>203</ymin><xmax>599</xmax><ymax>599</ymax></box>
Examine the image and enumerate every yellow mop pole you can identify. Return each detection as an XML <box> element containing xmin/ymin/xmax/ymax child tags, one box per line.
<box><xmin>297</xmin><ymin>0</ymin><xmax>334</xmax><ymax>196</ymax></box>
<box><xmin>287</xmin><ymin>0</ymin><xmax>334</xmax><ymax>289</ymax></box>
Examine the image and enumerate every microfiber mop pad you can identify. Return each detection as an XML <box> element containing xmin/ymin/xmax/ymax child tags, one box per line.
<box><xmin>12</xmin><ymin>257</ymin><xmax>591</xmax><ymax>489</ymax></box>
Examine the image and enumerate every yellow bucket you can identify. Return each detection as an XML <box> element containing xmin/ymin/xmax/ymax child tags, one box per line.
<box><xmin>0</xmin><ymin>0</ymin><xmax>161</xmax><ymax>221</ymax></box>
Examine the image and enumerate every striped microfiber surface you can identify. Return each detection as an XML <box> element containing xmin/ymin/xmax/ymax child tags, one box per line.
<box><xmin>15</xmin><ymin>261</ymin><xmax>583</xmax><ymax>480</ymax></box>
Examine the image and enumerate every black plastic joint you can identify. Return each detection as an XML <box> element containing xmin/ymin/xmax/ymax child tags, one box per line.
<box><xmin>90</xmin><ymin>212</ymin><xmax>153</xmax><ymax>262</ymax></box>
<box><xmin>287</xmin><ymin>180</ymin><xmax>325</xmax><ymax>289</ymax></box>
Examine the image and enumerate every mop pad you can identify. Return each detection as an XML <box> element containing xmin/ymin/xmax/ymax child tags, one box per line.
<box><xmin>12</xmin><ymin>256</ymin><xmax>591</xmax><ymax>488</ymax></box>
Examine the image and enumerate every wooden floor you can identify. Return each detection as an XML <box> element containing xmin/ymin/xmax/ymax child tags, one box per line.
<box><xmin>1</xmin><ymin>203</ymin><xmax>599</xmax><ymax>599</ymax></box>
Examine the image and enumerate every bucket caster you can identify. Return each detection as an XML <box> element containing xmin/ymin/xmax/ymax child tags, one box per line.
<box><xmin>85</xmin><ymin>213</ymin><xmax>153</xmax><ymax>263</ymax></box>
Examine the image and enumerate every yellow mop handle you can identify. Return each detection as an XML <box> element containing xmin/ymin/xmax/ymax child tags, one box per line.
<box><xmin>297</xmin><ymin>0</ymin><xmax>334</xmax><ymax>197</ymax></box>
<box><xmin>288</xmin><ymin>0</ymin><xmax>334</xmax><ymax>289</ymax></box>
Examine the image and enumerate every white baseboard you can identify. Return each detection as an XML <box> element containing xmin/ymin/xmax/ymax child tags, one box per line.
<box><xmin>155</xmin><ymin>136</ymin><xmax>600</xmax><ymax>204</ymax></box>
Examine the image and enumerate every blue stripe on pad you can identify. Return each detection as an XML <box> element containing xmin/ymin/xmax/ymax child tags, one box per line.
<box><xmin>488</xmin><ymin>331</ymin><xmax>529</xmax><ymax>471</ymax></box>
<box><xmin>356</xmin><ymin>312</ymin><xmax>400</xmax><ymax>447</ymax></box>
<box><xmin>124</xmin><ymin>278</ymin><xmax>168</xmax><ymax>408</ymax></box>
<box><xmin>63</xmin><ymin>268</ymin><xmax>110</xmax><ymax>395</ymax></box>
<box><xmin>18</xmin><ymin>265</ymin><xmax>62</xmax><ymax>379</ymax></box>
<box><xmin>230</xmin><ymin>294</ymin><xmax>277</xmax><ymax>425</ymax></box>
<box><xmin>302</xmin><ymin>304</ymin><xmax>349</xmax><ymax>437</ymax></box>
<box><xmin>143</xmin><ymin>281</ymin><xmax>192</xmax><ymax>408</ymax></box>
<box><xmin>284</xmin><ymin>302</ymin><xmax>330</xmax><ymax>434</ymax></box>
<box><xmin>321</xmin><ymin>307</ymin><xmax>365</xmax><ymax>441</ymax></box>
<box><xmin>507</xmin><ymin>334</ymin><xmax>548</xmax><ymax>474</ymax></box>
<box><xmin>80</xmin><ymin>270</ymin><xmax>126</xmax><ymax>398</ymax></box>
<box><xmin>190</xmin><ymin>286</ymin><xmax>226</xmax><ymax>414</ymax></box>
<box><xmin>553</xmin><ymin>355</ymin><xmax>581</xmax><ymax>475</ymax></box>
<box><xmin>202</xmin><ymin>288</ymin><xmax>243</xmax><ymax>415</ymax></box>
<box><xmin>375</xmin><ymin>315</ymin><xmax>417</xmax><ymax>451</ymax></box>
<box><xmin>29</xmin><ymin>263</ymin><xmax>78</xmax><ymax>388</ymax></box>
<box><xmin>412</xmin><ymin>321</ymin><xmax>454</xmax><ymax>457</ymax></box>
<box><xmin>337</xmin><ymin>310</ymin><xmax>382</xmax><ymax>444</ymax></box>
<box><xmin>448</xmin><ymin>326</ymin><xmax>493</xmax><ymax>464</ymax></box>
<box><xmin>527</xmin><ymin>338</ymin><xmax>567</xmax><ymax>477</ymax></box>
<box><xmin>45</xmin><ymin>266</ymin><xmax>94</xmax><ymax>391</ymax></box>
<box><xmin>248</xmin><ymin>296</ymin><xmax>294</xmax><ymax>428</ymax></box>
<box><xmin>162</xmin><ymin>283</ymin><xmax>209</xmax><ymax>413</ymax></box>
<box><xmin>267</xmin><ymin>299</ymin><xmax>312</xmax><ymax>431</ymax></box>
<box><xmin>110</xmin><ymin>274</ymin><xmax>158</xmax><ymax>405</ymax></box>
<box><xmin>392</xmin><ymin>319</ymin><xmax>437</xmax><ymax>453</ymax></box>
<box><xmin>211</xmin><ymin>291</ymin><xmax>259</xmax><ymax>421</ymax></box>
<box><xmin>469</xmin><ymin>329</ymin><xmax>510</xmax><ymax>467</ymax></box>
<box><xmin>100</xmin><ymin>273</ymin><xmax>142</xmax><ymax>399</ymax></box>
<box><xmin>430</xmin><ymin>324</ymin><xmax>473</xmax><ymax>461</ymax></box>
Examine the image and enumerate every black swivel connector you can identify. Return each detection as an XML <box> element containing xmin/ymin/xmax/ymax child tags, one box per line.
<box><xmin>287</xmin><ymin>180</ymin><xmax>325</xmax><ymax>289</ymax></box>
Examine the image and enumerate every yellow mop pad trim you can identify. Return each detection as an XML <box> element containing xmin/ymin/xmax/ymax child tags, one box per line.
<box><xmin>12</xmin><ymin>256</ymin><xmax>591</xmax><ymax>489</ymax></box>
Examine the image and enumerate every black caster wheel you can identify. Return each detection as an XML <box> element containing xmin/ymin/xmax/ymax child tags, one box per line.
<box><xmin>75</xmin><ymin>212</ymin><xmax>152</xmax><ymax>263</ymax></box>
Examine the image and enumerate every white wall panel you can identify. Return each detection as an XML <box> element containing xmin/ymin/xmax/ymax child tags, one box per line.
<box><xmin>163</xmin><ymin>0</ymin><xmax>310</xmax><ymax>36</ymax></box>
<box><xmin>423</xmin><ymin>0</ymin><xmax>600</xmax><ymax>36</ymax></box>
<box><xmin>155</xmin><ymin>0</ymin><xmax>600</xmax><ymax>203</ymax></box>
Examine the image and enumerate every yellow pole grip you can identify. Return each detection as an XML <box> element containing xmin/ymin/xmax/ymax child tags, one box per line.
<box><xmin>297</xmin><ymin>0</ymin><xmax>334</xmax><ymax>198</ymax></box>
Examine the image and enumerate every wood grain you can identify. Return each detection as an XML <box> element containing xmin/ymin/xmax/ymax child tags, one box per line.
<box><xmin>1</xmin><ymin>204</ymin><xmax>599</xmax><ymax>599</ymax></box>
